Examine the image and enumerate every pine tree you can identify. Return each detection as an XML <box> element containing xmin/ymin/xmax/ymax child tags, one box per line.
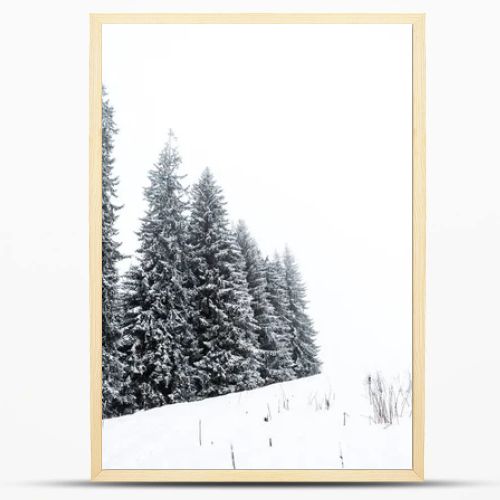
<box><xmin>282</xmin><ymin>248</ymin><xmax>321</xmax><ymax>377</ymax></box>
<box><xmin>122</xmin><ymin>132</ymin><xmax>194</xmax><ymax>410</ymax></box>
<box><xmin>263</xmin><ymin>254</ymin><xmax>296</xmax><ymax>381</ymax></box>
<box><xmin>101</xmin><ymin>87</ymin><xmax>127</xmax><ymax>418</ymax></box>
<box><xmin>119</xmin><ymin>263</ymin><xmax>148</xmax><ymax>411</ymax></box>
<box><xmin>235</xmin><ymin>221</ymin><xmax>292</xmax><ymax>384</ymax></box>
<box><xmin>187</xmin><ymin>169</ymin><xmax>262</xmax><ymax>398</ymax></box>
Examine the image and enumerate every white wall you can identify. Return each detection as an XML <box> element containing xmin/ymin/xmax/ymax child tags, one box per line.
<box><xmin>1</xmin><ymin>1</ymin><xmax>499</xmax><ymax>499</ymax></box>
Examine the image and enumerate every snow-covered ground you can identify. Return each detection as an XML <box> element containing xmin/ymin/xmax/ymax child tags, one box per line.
<box><xmin>102</xmin><ymin>374</ymin><xmax>412</xmax><ymax>469</ymax></box>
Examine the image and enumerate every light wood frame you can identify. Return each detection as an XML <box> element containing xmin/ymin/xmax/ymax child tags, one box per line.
<box><xmin>90</xmin><ymin>13</ymin><xmax>425</xmax><ymax>482</ymax></box>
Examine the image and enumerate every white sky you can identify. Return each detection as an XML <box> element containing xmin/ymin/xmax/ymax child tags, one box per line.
<box><xmin>103</xmin><ymin>24</ymin><xmax>412</xmax><ymax>386</ymax></box>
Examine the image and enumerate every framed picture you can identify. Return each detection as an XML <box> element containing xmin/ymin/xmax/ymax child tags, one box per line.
<box><xmin>89</xmin><ymin>13</ymin><xmax>425</xmax><ymax>482</ymax></box>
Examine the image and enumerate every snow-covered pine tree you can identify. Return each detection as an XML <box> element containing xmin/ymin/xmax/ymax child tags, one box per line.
<box><xmin>235</xmin><ymin>221</ymin><xmax>291</xmax><ymax>384</ymax></box>
<box><xmin>122</xmin><ymin>131</ymin><xmax>194</xmax><ymax>410</ymax></box>
<box><xmin>282</xmin><ymin>247</ymin><xmax>321</xmax><ymax>377</ymax></box>
<box><xmin>101</xmin><ymin>87</ymin><xmax>128</xmax><ymax>418</ymax></box>
<box><xmin>263</xmin><ymin>254</ymin><xmax>296</xmax><ymax>382</ymax></box>
<box><xmin>187</xmin><ymin>169</ymin><xmax>262</xmax><ymax>398</ymax></box>
<box><xmin>119</xmin><ymin>263</ymin><xmax>148</xmax><ymax>412</ymax></box>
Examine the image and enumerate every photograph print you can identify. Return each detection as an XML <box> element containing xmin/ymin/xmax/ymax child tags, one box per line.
<box><xmin>92</xmin><ymin>14</ymin><xmax>425</xmax><ymax>478</ymax></box>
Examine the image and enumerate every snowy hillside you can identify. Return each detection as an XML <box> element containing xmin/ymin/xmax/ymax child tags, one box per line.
<box><xmin>103</xmin><ymin>374</ymin><xmax>412</xmax><ymax>470</ymax></box>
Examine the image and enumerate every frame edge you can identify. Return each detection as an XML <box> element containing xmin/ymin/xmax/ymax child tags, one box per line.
<box><xmin>88</xmin><ymin>12</ymin><xmax>426</xmax><ymax>25</ymax></box>
<box><xmin>89</xmin><ymin>13</ymin><xmax>103</xmax><ymax>480</ymax></box>
<box><xmin>92</xmin><ymin>469</ymin><xmax>423</xmax><ymax>483</ymax></box>
<box><xmin>411</xmin><ymin>13</ymin><xmax>426</xmax><ymax>481</ymax></box>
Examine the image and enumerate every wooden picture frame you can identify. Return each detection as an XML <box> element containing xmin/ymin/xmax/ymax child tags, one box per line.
<box><xmin>90</xmin><ymin>13</ymin><xmax>425</xmax><ymax>482</ymax></box>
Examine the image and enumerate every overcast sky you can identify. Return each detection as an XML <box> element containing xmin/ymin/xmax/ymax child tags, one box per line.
<box><xmin>103</xmin><ymin>23</ymin><xmax>412</xmax><ymax>386</ymax></box>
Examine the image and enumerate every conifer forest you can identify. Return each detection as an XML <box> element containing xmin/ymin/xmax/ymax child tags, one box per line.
<box><xmin>101</xmin><ymin>89</ymin><xmax>321</xmax><ymax>419</ymax></box>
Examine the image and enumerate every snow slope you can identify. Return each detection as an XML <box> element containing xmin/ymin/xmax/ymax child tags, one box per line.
<box><xmin>102</xmin><ymin>374</ymin><xmax>412</xmax><ymax>469</ymax></box>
